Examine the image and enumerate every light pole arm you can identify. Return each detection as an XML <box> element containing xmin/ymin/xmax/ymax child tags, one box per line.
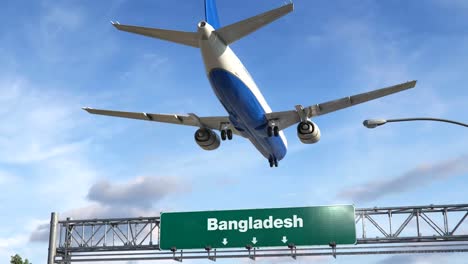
<box><xmin>363</xmin><ymin>118</ymin><xmax>468</xmax><ymax>128</ymax></box>
<box><xmin>385</xmin><ymin>118</ymin><xmax>468</xmax><ymax>127</ymax></box>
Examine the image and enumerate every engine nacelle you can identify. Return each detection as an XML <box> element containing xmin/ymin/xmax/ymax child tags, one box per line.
<box><xmin>194</xmin><ymin>128</ymin><xmax>220</xmax><ymax>151</ymax></box>
<box><xmin>297</xmin><ymin>121</ymin><xmax>321</xmax><ymax>144</ymax></box>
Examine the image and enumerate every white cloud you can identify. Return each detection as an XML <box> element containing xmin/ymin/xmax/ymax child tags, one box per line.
<box><xmin>0</xmin><ymin>171</ymin><xmax>17</xmax><ymax>185</ymax></box>
<box><xmin>378</xmin><ymin>254</ymin><xmax>467</xmax><ymax>264</ymax></box>
<box><xmin>0</xmin><ymin>74</ymin><xmax>101</xmax><ymax>249</ymax></box>
<box><xmin>87</xmin><ymin>176</ymin><xmax>190</xmax><ymax>208</ymax></box>
<box><xmin>0</xmin><ymin>234</ymin><xmax>28</xmax><ymax>249</ymax></box>
<box><xmin>0</xmin><ymin>234</ymin><xmax>29</xmax><ymax>262</ymax></box>
<box><xmin>30</xmin><ymin>175</ymin><xmax>189</xmax><ymax>242</ymax></box>
<box><xmin>0</xmin><ymin>77</ymin><xmax>87</xmax><ymax>164</ymax></box>
<box><xmin>337</xmin><ymin>155</ymin><xmax>468</xmax><ymax>202</ymax></box>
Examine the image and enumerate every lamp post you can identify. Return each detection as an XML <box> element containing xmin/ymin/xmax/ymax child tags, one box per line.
<box><xmin>363</xmin><ymin>118</ymin><xmax>468</xmax><ymax>128</ymax></box>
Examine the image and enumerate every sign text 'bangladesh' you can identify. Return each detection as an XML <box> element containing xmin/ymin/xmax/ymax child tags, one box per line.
<box><xmin>207</xmin><ymin>215</ymin><xmax>303</xmax><ymax>232</ymax></box>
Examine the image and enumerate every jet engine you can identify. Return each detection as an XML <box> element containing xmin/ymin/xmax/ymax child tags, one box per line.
<box><xmin>297</xmin><ymin>120</ymin><xmax>321</xmax><ymax>144</ymax></box>
<box><xmin>194</xmin><ymin>128</ymin><xmax>220</xmax><ymax>150</ymax></box>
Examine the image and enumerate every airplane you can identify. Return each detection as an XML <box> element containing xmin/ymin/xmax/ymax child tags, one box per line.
<box><xmin>83</xmin><ymin>0</ymin><xmax>417</xmax><ymax>167</ymax></box>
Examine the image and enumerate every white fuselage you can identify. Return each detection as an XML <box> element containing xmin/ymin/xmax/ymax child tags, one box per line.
<box><xmin>197</xmin><ymin>22</ymin><xmax>287</xmax><ymax>161</ymax></box>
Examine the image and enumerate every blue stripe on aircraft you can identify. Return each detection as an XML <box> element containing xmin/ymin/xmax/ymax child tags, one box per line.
<box><xmin>204</xmin><ymin>0</ymin><xmax>220</xmax><ymax>29</ymax></box>
<box><xmin>208</xmin><ymin>68</ymin><xmax>287</xmax><ymax>161</ymax></box>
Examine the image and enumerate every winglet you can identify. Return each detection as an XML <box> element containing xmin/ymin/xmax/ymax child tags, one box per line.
<box><xmin>83</xmin><ymin>107</ymin><xmax>97</xmax><ymax>114</ymax></box>
<box><xmin>111</xmin><ymin>21</ymin><xmax>121</xmax><ymax>29</ymax></box>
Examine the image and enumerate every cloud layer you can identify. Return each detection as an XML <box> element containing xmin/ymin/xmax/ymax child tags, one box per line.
<box><xmin>30</xmin><ymin>175</ymin><xmax>189</xmax><ymax>242</ymax></box>
<box><xmin>337</xmin><ymin>155</ymin><xmax>468</xmax><ymax>202</ymax></box>
<box><xmin>87</xmin><ymin>176</ymin><xmax>188</xmax><ymax>208</ymax></box>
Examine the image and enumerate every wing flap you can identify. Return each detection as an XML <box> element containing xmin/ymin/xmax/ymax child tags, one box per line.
<box><xmin>82</xmin><ymin>107</ymin><xmax>244</xmax><ymax>137</ymax></box>
<box><xmin>83</xmin><ymin>107</ymin><xmax>198</xmax><ymax>125</ymax></box>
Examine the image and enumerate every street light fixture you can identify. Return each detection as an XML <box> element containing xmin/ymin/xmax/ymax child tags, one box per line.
<box><xmin>363</xmin><ymin>118</ymin><xmax>468</xmax><ymax>128</ymax></box>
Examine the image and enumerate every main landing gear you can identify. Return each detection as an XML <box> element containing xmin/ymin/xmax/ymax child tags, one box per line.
<box><xmin>220</xmin><ymin>129</ymin><xmax>233</xmax><ymax>141</ymax></box>
<box><xmin>267</xmin><ymin>121</ymin><xmax>280</xmax><ymax>137</ymax></box>
<box><xmin>267</xmin><ymin>125</ymin><xmax>279</xmax><ymax>137</ymax></box>
<box><xmin>268</xmin><ymin>157</ymin><xmax>278</xmax><ymax>167</ymax></box>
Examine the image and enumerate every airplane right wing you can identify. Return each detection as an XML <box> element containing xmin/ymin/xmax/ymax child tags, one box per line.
<box><xmin>265</xmin><ymin>80</ymin><xmax>417</xmax><ymax>131</ymax></box>
<box><xmin>82</xmin><ymin>107</ymin><xmax>245</xmax><ymax>137</ymax></box>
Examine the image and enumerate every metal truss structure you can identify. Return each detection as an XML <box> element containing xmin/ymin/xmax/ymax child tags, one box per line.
<box><xmin>48</xmin><ymin>203</ymin><xmax>468</xmax><ymax>263</ymax></box>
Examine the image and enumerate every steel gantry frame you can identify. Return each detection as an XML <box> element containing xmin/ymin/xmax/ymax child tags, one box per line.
<box><xmin>48</xmin><ymin>203</ymin><xmax>468</xmax><ymax>263</ymax></box>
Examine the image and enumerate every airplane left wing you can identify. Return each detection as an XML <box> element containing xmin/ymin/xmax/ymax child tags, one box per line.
<box><xmin>82</xmin><ymin>107</ymin><xmax>244</xmax><ymax>137</ymax></box>
<box><xmin>265</xmin><ymin>80</ymin><xmax>417</xmax><ymax>131</ymax></box>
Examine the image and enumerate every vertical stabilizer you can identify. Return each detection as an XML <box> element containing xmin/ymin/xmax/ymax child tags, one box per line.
<box><xmin>205</xmin><ymin>0</ymin><xmax>220</xmax><ymax>29</ymax></box>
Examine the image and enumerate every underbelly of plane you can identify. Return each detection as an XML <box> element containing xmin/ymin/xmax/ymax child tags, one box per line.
<box><xmin>208</xmin><ymin>68</ymin><xmax>287</xmax><ymax>161</ymax></box>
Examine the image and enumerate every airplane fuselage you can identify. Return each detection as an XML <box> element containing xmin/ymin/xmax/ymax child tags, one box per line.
<box><xmin>198</xmin><ymin>22</ymin><xmax>287</xmax><ymax>161</ymax></box>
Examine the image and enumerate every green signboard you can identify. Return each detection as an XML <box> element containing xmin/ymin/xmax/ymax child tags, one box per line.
<box><xmin>160</xmin><ymin>205</ymin><xmax>356</xmax><ymax>250</ymax></box>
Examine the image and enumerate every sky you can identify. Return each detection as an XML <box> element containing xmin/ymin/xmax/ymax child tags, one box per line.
<box><xmin>0</xmin><ymin>0</ymin><xmax>467</xmax><ymax>263</ymax></box>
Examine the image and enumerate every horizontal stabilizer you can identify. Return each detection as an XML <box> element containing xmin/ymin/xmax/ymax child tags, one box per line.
<box><xmin>112</xmin><ymin>22</ymin><xmax>199</xmax><ymax>48</ymax></box>
<box><xmin>216</xmin><ymin>3</ymin><xmax>293</xmax><ymax>45</ymax></box>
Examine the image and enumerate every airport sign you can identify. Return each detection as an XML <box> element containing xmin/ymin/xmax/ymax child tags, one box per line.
<box><xmin>160</xmin><ymin>205</ymin><xmax>356</xmax><ymax>250</ymax></box>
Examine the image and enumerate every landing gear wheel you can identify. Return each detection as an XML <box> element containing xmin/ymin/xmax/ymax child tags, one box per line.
<box><xmin>227</xmin><ymin>129</ymin><xmax>233</xmax><ymax>140</ymax></box>
<box><xmin>268</xmin><ymin>157</ymin><xmax>278</xmax><ymax>167</ymax></box>
<box><xmin>267</xmin><ymin>126</ymin><xmax>273</xmax><ymax>137</ymax></box>
<box><xmin>221</xmin><ymin>130</ymin><xmax>227</xmax><ymax>141</ymax></box>
<box><xmin>273</xmin><ymin>126</ymin><xmax>279</xmax><ymax>137</ymax></box>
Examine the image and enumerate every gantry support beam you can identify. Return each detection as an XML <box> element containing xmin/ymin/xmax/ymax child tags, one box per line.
<box><xmin>49</xmin><ymin>203</ymin><xmax>468</xmax><ymax>263</ymax></box>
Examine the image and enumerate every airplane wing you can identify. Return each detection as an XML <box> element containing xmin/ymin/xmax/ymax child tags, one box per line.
<box><xmin>265</xmin><ymin>80</ymin><xmax>417</xmax><ymax>131</ymax></box>
<box><xmin>82</xmin><ymin>107</ymin><xmax>245</xmax><ymax>137</ymax></box>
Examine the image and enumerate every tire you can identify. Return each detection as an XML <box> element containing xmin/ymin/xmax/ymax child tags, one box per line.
<box><xmin>273</xmin><ymin>126</ymin><xmax>279</xmax><ymax>137</ymax></box>
<box><xmin>221</xmin><ymin>130</ymin><xmax>226</xmax><ymax>141</ymax></box>
<box><xmin>227</xmin><ymin>129</ymin><xmax>233</xmax><ymax>140</ymax></box>
<box><xmin>267</xmin><ymin>126</ymin><xmax>273</xmax><ymax>137</ymax></box>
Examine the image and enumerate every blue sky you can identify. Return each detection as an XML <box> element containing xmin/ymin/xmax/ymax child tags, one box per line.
<box><xmin>1</xmin><ymin>0</ymin><xmax>467</xmax><ymax>263</ymax></box>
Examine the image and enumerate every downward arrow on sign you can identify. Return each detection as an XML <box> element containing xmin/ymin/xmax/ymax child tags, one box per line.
<box><xmin>222</xmin><ymin>238</ymin><xmax>228</xmax><ymax>245</ymax></box>
<box><xmin>281</xmin><ymin>236</ymin><xmax>288</xmax><ymax>243</ymax></box>
<box><xmin>252</xmin><ymin>237</ymin><xmax>258</xmax><ymax>244</ymax></box>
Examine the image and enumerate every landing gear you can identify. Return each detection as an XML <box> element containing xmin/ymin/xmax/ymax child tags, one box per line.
<box><xmin>273</xmin><ymin>126</ymin><xmax>279</xmax><ymax>137</ymax></box>
<box><xmin>268</xmin><ymin>157</ymin><xmax>279</xmax><ymax>167</ymax></box>
<box><xmin>221</xmin><ymin>129</ymin><xmax>233</xmax><ymax>141</ymax></box>
<box><xmin>267</xmin><ymin>125</ymin><xmax>279</xmax><ymax>137</ymax></box>
<box><xmin>221</xmin><ymin>129</ymin><xmax>226</xmax><ymax>140</ymax></box>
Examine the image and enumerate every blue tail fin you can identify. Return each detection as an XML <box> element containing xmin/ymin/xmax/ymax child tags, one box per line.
<box><xmin>204</xmin><ymin>0</ymin><xmax>220</xmax><ymax>29</ymax></box>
